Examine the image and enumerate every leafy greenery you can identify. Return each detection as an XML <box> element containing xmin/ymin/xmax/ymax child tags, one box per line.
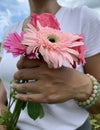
<box><xmin>90</xmin><ymin>114</ymin><xmax>100</xmax><ymax>130</ymax></box>
<box><xmin>0</xmin><ymin>80</ymin><xmax>44</xmax><ymax>130</ymax></box>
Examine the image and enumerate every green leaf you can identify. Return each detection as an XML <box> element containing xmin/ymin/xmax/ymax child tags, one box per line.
<box><xmin>21</xmin><ymin>101</ymin><xmax>27</xmax><ymax>110</ymax></box>
<box><xmin>27</xmin><ymin>102</ymin><xmax>44</xmax><ymax>120</ymax></box>
<box><xmin>39</xmin><ymin>104</ymin><xmax>44</xmax><ymax>119</ymax></box>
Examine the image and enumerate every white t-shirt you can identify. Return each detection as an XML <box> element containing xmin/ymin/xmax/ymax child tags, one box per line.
<box><xmin>0</xmin><ymin>6</ymin><xmax>100</xmax><ymax>130</ymax></box>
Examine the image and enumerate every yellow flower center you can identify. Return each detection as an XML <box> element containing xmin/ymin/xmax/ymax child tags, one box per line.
<box><xmin>47</xmin><ymin>34</ymin><xmax>59</xmax><ymax>43</ymax></box>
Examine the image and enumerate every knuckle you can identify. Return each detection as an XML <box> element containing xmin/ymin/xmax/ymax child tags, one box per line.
<box><xmin>17</xmin><ymin>56</ymin><xmax>26</xmax><ymax>69</ymax></box>
<box><xmin>46</xmin><ymin>95</ymin><xmax>60</xmax><ymax>104</ymax></box>
<box><xmin>14</xmin><ymin>70</ymin><xmax>24</xmax><ymax>80</ymax></box>
<box><xmin>45</xmin><ymin>95</ymin><xmax>54</xmax><ymax>103</ymax></box>
<box><xmin>27</xmin><ymin>96</ymin><xmax>33</xmax><ymax>102</ymax></box>
<box><xmin>21</xmin><ymin>85</ymin><xmax>27</xmax><ymax>91</ymax></box>
<box><xmin>17</xmin><ymin>61</ymin><xmax>23</xmax><ymax>70</ymax></box>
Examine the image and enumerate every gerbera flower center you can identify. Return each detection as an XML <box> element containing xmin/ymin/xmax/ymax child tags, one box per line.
<box><xmin>47</xmin><ymin>35</ymin><xmax>58</xmax><ymax>43</ymax></box>
<box><xmin>49</xmin><ymin>38</ymin><xmax>55</xmax><ymax>43</ymax></box>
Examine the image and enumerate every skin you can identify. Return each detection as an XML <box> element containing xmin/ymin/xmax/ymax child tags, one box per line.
<box><xmin>0</xmin><ymin>0</ymin><xmax>100</xmax><ymax>129</ymax></box>
<box><xmin>28</xmin><ymin>0</ymin><xmax>61</xmax><ymax>15</ymax></box>
<box><xmin>13</xmin><ymin>57</ymin><xmax>93</xmax><ymax>103</ymax></box>
<box><xmin>13</xmin><ymin>54</ymin><xmax>100</xmax><ymax>113</ymax></box>
<box><xmin>0</xmin><ymin>80</ymin><xmax>7</xmax><ymax>130</ymax></box>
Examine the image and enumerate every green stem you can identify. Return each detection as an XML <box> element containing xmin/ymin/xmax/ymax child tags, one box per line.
<box><xmin>7</xmin><ymin>99</ymin><xmax>24</xmax><ymax>130</ymax></box>
<box><xmin>8</xmin><ymin>98</ymin><xmax>16</xmax><ymax>110</ymax></box>
<box><xmin>7</xmin><ymin>80</ymin><xmax>28</xmax><ymax>130</ymax></box>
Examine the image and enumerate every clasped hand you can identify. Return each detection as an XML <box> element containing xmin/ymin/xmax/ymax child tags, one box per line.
<box><xmin>11</xmin><ymin>56</ymin><xmax>91</xmax><ymax>104</ymax></box>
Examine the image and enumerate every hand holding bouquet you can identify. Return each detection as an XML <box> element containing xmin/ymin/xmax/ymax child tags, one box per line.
<box><xmin>0</xmin><ymin>13</ymin><xmax>86</xmax><ymax>130</ymax></box>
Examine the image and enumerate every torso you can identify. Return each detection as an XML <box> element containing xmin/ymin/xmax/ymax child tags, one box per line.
<box><xmin>1</xmin><ymin>6</ymin><xmax>100</xmax><ymax>130</ymax></box>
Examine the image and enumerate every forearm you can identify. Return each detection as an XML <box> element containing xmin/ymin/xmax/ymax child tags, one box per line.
<box><xmin>0</xmin><ymin>79</ymin><xmax>7</xmax><ymax>105</ymax></box>
<box><xmin>74</xmin><ymin>73</ymin><xmax>100</xmax><ymax>114</ymax></box>
<box><xmin>83</xmin><ymin>53</ymin><xmax>100</xmax><ymax>114</ymax></box>
<box><xmin>0</xmin><ymin>80</ymin><xmax>7</xmax><ymax>130</ymax></box>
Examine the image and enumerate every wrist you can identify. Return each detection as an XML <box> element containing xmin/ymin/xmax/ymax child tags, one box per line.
<box><xmin>74</xmin><ymin>74</ymin><xmax>93</xmax><ymax>102</ymax></box>
<box><xmin>75</xmin><ymin>74</ymin><xmax>100</xmax><ymax>109</ymax></box>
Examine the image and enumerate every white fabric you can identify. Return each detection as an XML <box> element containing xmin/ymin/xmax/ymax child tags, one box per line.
<box><xmin>0</xmin><ymin>6</ymin><xmax>100</xmax><ymax>130</ymax></box>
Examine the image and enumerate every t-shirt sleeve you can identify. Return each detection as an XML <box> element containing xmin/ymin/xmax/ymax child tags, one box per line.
<box><xmin>81</xmin><ymin>6</ymin><xmax>100</xmax><ymax>58</ymax></box>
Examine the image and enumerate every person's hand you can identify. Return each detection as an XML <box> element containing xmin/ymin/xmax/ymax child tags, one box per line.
<box><xmin>12</xmin><ymin>56</ymin><xmax>92</xmax><ymax>104</ymax></box>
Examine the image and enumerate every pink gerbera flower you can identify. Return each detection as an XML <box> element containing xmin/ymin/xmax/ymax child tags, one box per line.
<box><xmin>3</xmin><ymin>13</ymin><xmax>86</xmax><ymax>69</ymax></box>
<box><xmin>30</xmin><ymin>13</ymin><xmax>60</xmax><ymax>30</ymax></box>
<box><xmin>22</xmin><ymin>23</ymin><xmax>86</xmax><ymax>68</ymax></box>
<box><xmin>3</xmin><ymin>32</ymin><xmax>26</xmax><ymax>57</ymax></box>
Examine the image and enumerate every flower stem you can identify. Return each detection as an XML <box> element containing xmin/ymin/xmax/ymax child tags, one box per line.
<box><xmin>7</xmin><ymin>99</ymin><xmax>24</xmax><ymax>130</ymax></box>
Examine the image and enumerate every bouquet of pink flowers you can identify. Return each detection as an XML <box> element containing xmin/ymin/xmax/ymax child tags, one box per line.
<box><xmin>0</xmin><ymin>13</ymin><xmax>86</xmax><ymax>130</ymax></box>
